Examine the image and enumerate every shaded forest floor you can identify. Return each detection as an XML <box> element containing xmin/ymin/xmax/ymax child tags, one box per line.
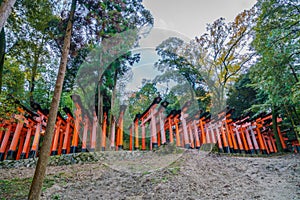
<box><xmin>0</xmin><ymin>149</ymin><xmax>299</xmax><ymax>200</ymax></box>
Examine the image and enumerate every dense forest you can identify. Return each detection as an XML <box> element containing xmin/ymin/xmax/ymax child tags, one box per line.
<box><xmin>2</xmin><ymin>0</ymin><xmax>299</xmax><ymax>144</ymax></box>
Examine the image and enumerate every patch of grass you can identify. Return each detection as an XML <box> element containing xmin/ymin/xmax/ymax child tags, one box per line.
<box><xmin>168</xmin><ymin>158</ymin><xmax>183</xmax><ymax>169</ymax></box>
<box><xmin>161</xmin><ymin>177</ymin><xmax>168</xmax><ymax>183</ymax></box>
<box><xmin>51</xmin><ymin>194</ymin><xmax>61</xmax><ymax>200</ymax></box>
<box><xmin>0</xmin><ymin>174</ymin><xmax>69</xmax><ymax>199</ymax></box>
<box><xmin>213</xmin><ymin>151</ymin><xmax>292</xmax><ymax>158</ymax></box>
<box><xmin>142</xmin><ymin>171</ymin><xmax>151</xmax><ymax>176</ymax></box>
<box><xmin>42</xmin><ymin>176</ymin><xmax>56</xmax><ymax>192</ymax></box>
<box><xmin>0</xmin><ymin>177</ymin><xmax>32</xmax><ymax>199</ymax></box>
<box><xmin>168</xmin><ymin>167</ymin><xmax>180</xmax><ymax>175</ymax></box>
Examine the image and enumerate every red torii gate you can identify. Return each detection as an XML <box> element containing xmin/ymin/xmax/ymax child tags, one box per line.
<box><xmin>70</xmin><ymin>95</ymin><xmax>83</xmax><ymax>153</ymax></box>
<box><xmin>139</xmin><ymin>97</ymin><xmax>162</xmax><ymax>149</ymax></box>
<box><xmin>50</xmin><ymin>112</ymin><xmax>66</xmax><ymax>156</ymax></box>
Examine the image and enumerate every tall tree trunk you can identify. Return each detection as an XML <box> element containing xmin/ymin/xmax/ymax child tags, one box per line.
<box><xmin>28</xmin><ymin>0</ymin><xmax>77</xmax><ymax>199</ymax></box>
<box><xmin>108</xmin><ymin>69</ymin><xmax>118</xmax><ymax>146</ymax></box>
<box><xmin>97</xmin><ymin>77</ymin><xmax>103</xmax><ymax>126</ymax></box>
<box><xmin>284</xmin><ymin>104</ymin><xmax>296</xmax><ymax>131</ymax></box>
<box><xmin>289</xmin><ymin>64</ymin><xmax>299</xmax><ymax>83</ymax></box>
<box><xmin>0</xmin><ymin>27</ymin><xmax>5</xmax><ymax>93</ymax></box>
<box><xmin>271</xmin><ymin>105</ymin><xmax>283</xmax><ymax>152</ymax></box>
<box><xmin>0</xmin><ymin>0</ymin><xmax>16</xmax><ymax>31</ymax></box>
<box><xmin>29</xmin><ymin>39</ymin><xmax>44</xmax><ymax>104</ymax></box>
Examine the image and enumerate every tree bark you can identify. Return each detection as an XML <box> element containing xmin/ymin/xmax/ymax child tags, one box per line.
<box><xmin>28</xmin><ymin>0</ymin><xmax>77</xmax><ymax>199</ymax></box>
<box><xmin>0</xmin><ymin>0</ymin><xmax>17</xmax><ymax>31</ymax></box>
<box><xmin>29</xmin><ymin>39</ymin><xmax>44</xmax><ymax>104</ymax></box>
<box><xmin>0</xmin><ymin>28</ymin><xmax>5</xmax><ymax>93</ymax></box>
<box><xmin>271</xmin><ymin>105</ymin><xmax>283</xmax><ymax>152</ymax></box>
<box><xmin>97</xmin><ymin>77</ymin><xmax>103</xmax><ymax>126</ymax></box>
<box><xmin>108</xmin><ymin>69</ymin><xmax>118</xmax><ymax>145</ymax></box>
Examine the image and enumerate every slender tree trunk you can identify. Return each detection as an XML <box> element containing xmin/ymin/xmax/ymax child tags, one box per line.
<box><xmin>0</xmin><ymin>27</ymin><xmax>5</xmax><ymax>93</ymax></box>
<box><xmin>271</xmin><ymin>105</ymin><xmax>283</xmax><ymax>152</ymax></box>
<box><xmin>97</xmin><ymin>77</ymin><xmax>103</xmax><ymax>126</ymax></box>
<box><xmin>284</xmin><ymin>104</ymin><xmax>297</xmax><ymax>132</ymax></box>
<box><xmin>289</xmin><ymin>64</ymin><xmax>299</xmax><ymax>83</ymax></box>
<box><xmin>291</xmin><ymin>105</ymin><xmax>300</xmax><ymax>123</ymax></box>
<box><xmin>28</xmin><ymin>0</ymin><xmax>77</xmax><ymax>199</ymax></box>
<box><xmin>108</xmin><ymin>69</ymin><xmax>118</xmax><ymax>146</ymax></box>
<box><xmin>29</xmin><ymin>39</ymin><xmax>44</xmax><ymax>104</ymax></box>
<box><xmin>0</xmin><ymin>0</ymin><xmax>17</xmax><ymax>31</ymax></box>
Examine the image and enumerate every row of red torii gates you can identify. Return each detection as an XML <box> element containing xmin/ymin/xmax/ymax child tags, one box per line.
<box><xmin>0</xmin><ymin>95</ymin><xmax>299</xmax><ymax>161</ymax></box>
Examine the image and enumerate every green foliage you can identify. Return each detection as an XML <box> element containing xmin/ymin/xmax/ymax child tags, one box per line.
<box><xmin>0</xmin><ymin>174</ymin><xmax>68</xmax><ymax>200</ymax></box>
<box><xmin>128</xmin><ymin>82</ymin><xmax>159</xmax><ymax>117</ymax></box>
<box><xmin>250</xmin><ymin>0</ymin><xmax>300</xmax><ymax>127</ymax></box>
<box><xmin>187</xmin><ymin>10</ymin><xmax>256</xmax><ymax>113</ymax></box>
<box><xmin>227</xmin><ymin>73</ymin><xmax>267</xmax><ymax>118</ymax></box>
<box><xmin>1</xmin><ymin>0</ymin><xmax>153</xmax><ymax>122</ymax></box>
<box><xmin>0</xmin><ymin>56</ymin><xmax>24</xmax><ymax>118</ymax></box>
<box><xmin>163</xmin><ymin>90</ymin><xmax>180</xmax><ymax>113</ymax></box>
<box><xmin>2</xmin><ymin>56</ymin><xmax>25</xmax><ymax>97</ymax></box>
<box><xmin>5</xmin><ymin>0</ymin><xmax>59</xmax><ymax>109</ymax></box>
<box><xmin>0</xmin><ymin>93</ymin><xmax>18</xmax><ymax>120</ymax></box>
<box><xmin>154</xmin><ymin>37</ymin><xmax>210</xmax><ymax>112</ymax></box>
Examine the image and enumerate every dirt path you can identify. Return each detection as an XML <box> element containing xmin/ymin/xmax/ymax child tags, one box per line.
<box><xmin>1</xmin><ymin>151</ymin><xmax>299</xmax><ymax>200</ymax></box>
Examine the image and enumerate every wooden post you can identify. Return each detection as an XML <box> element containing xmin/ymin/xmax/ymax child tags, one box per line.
<box><xmin>28</xmin><ymin>112</ymin><xmax>45</xmax><ymax>158</ymax></box>
<box><xmin>159</xmin><ymin>111</ymin><xmax>166</xmax><ymax>145</ymax></box>
<box><xmin>199</xmin><ymin>118</ymin><xmax>206</xmax><ymax>144</ymax></box>
<box><xmin>180</xmin><ymin>112</ymin><xmax>190</xmax><ymax>149</ymax></box>
<box><xmin>227</xmin><ymin>122</ymin><xmax>238</xmax><ymax>153</ymax></box>
<box><xmin>174</xmin><ymin>117</ymin><xmax>180</xmax><ymax>147</ymax></box>
<box><xmin>16</xmin><ymin>134</ymin><xmax>25</xmax><ymax>160</ymax></box>
<box><xmin>220</xmin><ymin>122</ymin><xmax>229</xmax><ymax>153</ymax></box>
<box><xmin>209</xmin><ymin>125</ymin><xmax>216</xmax><ymax>144</ymax></box>
<box><xmin>81</xmin><ymin>115</ymin><xmax>89</xmax><ymax>152</ymax></box>
<box><xmin>168</xmin><ymin>118</ymin><xmax>174</xmax><ymax>143</ymax></box>
<box><xmin>266</xmin><ymin>134</ymin><xmax>274</xmax><ymax>153</ymax></box>
<box><xmin>158</xmin><ymin>101</ymin><xmax>168</xmax><ymax>145</ymax></box>
<box><xmin>101</xmin><ymin>112</ymin><xmax>107</xmax><ymax>151</ymax></box>
<box><xmin>240</xmin><ymin>127</ymin><xmax>249</xmax><ymax>153</ymax></box>
<box><xmin>117</xmin><ymin>105</ymin><xmax>126</xmax><ymax>150</ymax></box>
<box><xmin>244</xmin><ymin>128</ymin><xmax>254</xmax><ymax>154</ymax></box>
<box><xmin>150</xmin><ymin>108</ymin><xmax>158</xmax><ymax>149</ymax></box>
<box><xmin>215</xmin><ymin>125</ymin><xmax>223</xmax><ymax>152</ymax></box>
<box><xmin>6</xmin><ymin>117</ymin><xmax>24</xmax><ymax>160</ymax></box>
<box><xmin>57</xmin><ymin>128</ymin><xmax>64</xmax><ymax>155</ymax></box>
<box><xmin>248</xmin><ymin>125</ymin><xmax>260</xmax><ymax>154</ymax></box>
<box><xmin>129</xmin><ymin>124</ymin><xmax>133</xmax><ymax>151</ymax></box>
<box><xmin>270</xmin><ymin>133</ymin><xmax>277</xmax><ymax>153</ymax></box>
<box><xmin>141</xmin><ymin>123</ymin><xmax>146</xmax><ymax>150</ymax></box>
<box><xmin>71</xmin><ymin>104</ymin><xmax>82</xmax><ymax>153</ymax></box>
<box><xmin>193</xmin><ymin>120</ymin><xmax>200</xmax><ymax>149</ymax></box>
<box><xmin>139</xmin><ymin>97</ymin><xmax>162</xmax><ymax>150</ymax></box>
<box><xmin>62</xmin><ymin>113</ymin><xmax>72</xmax><ymax>154</ymax></box>
<box><xmin>255</xmin><ymin>122</ymin><xmax>267</xmax><ymax>154</ymax></box>
<box><xmin>234</xmin><ymin>125</ymin><xmax>244</xmax><ymax>153</ymax></box>
<box><xmin>205</xmin><ymin>123</ymin><xmax>211</xmax><ymax>143</ymax></box>
<box><xmin>0</xmin><ymin>123</ymin><xmax>12</xmax><ymax>161</ymax></box>
<box><xmin>90</xmin><ymin>111</ymin><xmax>98</xmax><ymax>152</ymax></box>
<box><xmin>51</xmin><ymin>118</ymin><xmax>62</xmax><ymax>155</ymax></box>
<box><xmin>223</xmin><ymin>121</ymin><xmax>233</xmax><ymax>153</ymax></box>
<box><xmin>188</xmin><ymin>123</ymin><xmax>194</xmax><ymax>149</ymax></box>
<box><xmin>110</xmin><ymin>117</ymin><xmax>116</xmax><ymax>150</ymax></box>
<box><xmin>20</xmin><ymin>123</ymin><xmax>32</xmax><ymax>159</ymax></box>
<box><xmin>277</xmin><ymin>126</ymin><xmax>287</xmax><ymax>150</ymax></box>
<box><xmin>135</xmin><ymin>118</ymin><xmax>140</xmax><ymax>150</ymax></box>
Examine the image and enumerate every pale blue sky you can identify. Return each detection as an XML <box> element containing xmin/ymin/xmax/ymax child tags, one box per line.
<box><xmin>125</xmin><ymin>0</ymin><xmax>257</xmax><ymax>92</ymax></box>
<box><xmin>143</xmin><ymin>0</ymin><xmax>257</xmax><ymax>39</ymax></box>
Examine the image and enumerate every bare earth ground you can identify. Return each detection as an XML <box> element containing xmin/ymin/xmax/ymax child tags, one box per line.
<box><xmin>0</xmin><ymin>150</ymin><xmax>299</xmax><ymax>200</ymax></box>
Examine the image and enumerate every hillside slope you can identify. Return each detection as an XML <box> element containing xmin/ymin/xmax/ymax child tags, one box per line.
<box><xmin>0</xmin><ymin>150</ymin><xmax>299</xmax><ymax>199</ymax></box>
